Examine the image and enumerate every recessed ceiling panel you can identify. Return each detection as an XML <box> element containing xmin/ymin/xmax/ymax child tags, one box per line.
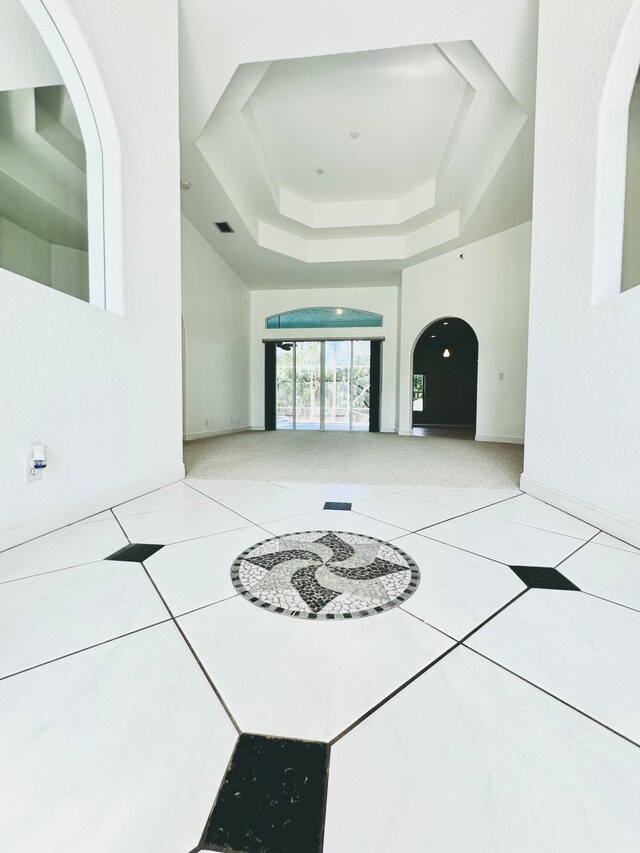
<box><xmin>246</xmin><ymin>44</ymin><xmax>467</xmax><ymax>204</ymax></box>
<box><xmin>182</xmin><ymin>3</ymin><xmax>537</xmax><ymax>289</ymax></box>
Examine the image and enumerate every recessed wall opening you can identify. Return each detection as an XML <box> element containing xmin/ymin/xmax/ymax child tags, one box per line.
<box><xmin>411</xmin><ymin>317</ymin><xmax>478</xmax><ymax>438</ymax></box>
<box><xmin>622</xmin><ymin>68</ymin><xmax>640</xmax><ymax>292</ymax></box>
<box><xmin>0</xmin><ymin>0</ymin><xmax>106</xmax><ymax>306</ymax></box>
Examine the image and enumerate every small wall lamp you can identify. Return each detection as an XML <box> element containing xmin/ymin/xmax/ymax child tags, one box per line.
<box><xmin>443</xmin><ymin>348</ymin><xmax>451</xmax><ymax>358</ymax></box>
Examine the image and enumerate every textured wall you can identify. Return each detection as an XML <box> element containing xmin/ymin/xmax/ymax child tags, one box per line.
<box><xmin>399</xmin><ymin>222</ymin><xmax>531</xmax><ymax>442</ymax></box>
<box><xmin>0</xmin><ymin>0</ymin><xmax>183</xmax><ymax>542</ymax></box>
<box><xmin>182</xmin><ymin>216</ymin><xmax>250</xmax><ymax>439</ymax></box>
<box><xmin>523</xmin><ymin>0</ymin><xmax>640</xmax><ymax>538</ymax></box>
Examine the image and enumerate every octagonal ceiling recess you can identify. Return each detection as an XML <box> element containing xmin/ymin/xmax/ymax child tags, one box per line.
<box><xmin>195</xmin><ymin>41</ymin><xmax>527</xmax><ymax>265</ymax></box>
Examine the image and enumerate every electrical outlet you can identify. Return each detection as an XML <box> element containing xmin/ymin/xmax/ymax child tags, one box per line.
<box><xmin>499</xmin><ymin>372</ymin><xmax>504</xmax><ymax>380</ymax></box>
<box><xmin>205</xmin><ymin>418</ymin><xmax>209</xmax><ymax>426</ymax></box>
<box><xmin>26</xmin><ymin>455</ymin><xmax>42</xmax><ymax>482</ymax></box>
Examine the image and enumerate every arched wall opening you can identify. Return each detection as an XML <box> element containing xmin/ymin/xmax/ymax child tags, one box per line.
<box><xmin>1</xmin><ymin>0</ymin><xmax>182</xmax><ymax>549</ymax></box>
<box><xmin>411</xmin><ymin>317</ymin><xmax>478</xmax><ymax>434</ymax></box>
<box><xmin>16</xmin><ymin>0</ymin><xmax>123</xmax><ymax>312</ymax></box>
<box><xmin>593</xmin><ymin>0</ymin><xmax>640</xmax><ymax>302</ymax></box>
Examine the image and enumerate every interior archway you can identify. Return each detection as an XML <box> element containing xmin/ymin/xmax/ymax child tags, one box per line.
<box><xmin>411</xmin><ymin>317</ymin><xmax>478</xmax><ymax>437</ymax></box>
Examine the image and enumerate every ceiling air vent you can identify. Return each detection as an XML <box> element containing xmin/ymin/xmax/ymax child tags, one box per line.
<box><xmin>214</xmin><ymin>221</ymin><xmax>234</xmax><ymax>233</ymax></box>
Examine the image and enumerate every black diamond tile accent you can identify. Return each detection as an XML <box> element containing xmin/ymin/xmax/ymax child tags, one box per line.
<box><xmin>510</xmin><ymin>565</ymin><xmax>580</xmax><ymax>591</ymax></box>
<box><xmin>202</xmin><ymin>734</ymin><xmax>329</xmax><ymax>853</ymax></box>
<box><xmin>106</xmin><ymin>543</ymin><xmax>164</xmax><ymax>562</ymax></box>
<box><xmin>323</xmin><ymin>501</ymin><xmax>352</xmax><ymax>511</ymax></box>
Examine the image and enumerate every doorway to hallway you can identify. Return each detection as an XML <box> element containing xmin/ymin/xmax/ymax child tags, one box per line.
<box><xmin>412</xmin><ymin>317</ymin><xmax>478</xmax><ymax>437</ymax></box>
<box><xmin>272</xmin><ymin>340</ymin><xmax>374</xmax><ymax>431</ymax></box>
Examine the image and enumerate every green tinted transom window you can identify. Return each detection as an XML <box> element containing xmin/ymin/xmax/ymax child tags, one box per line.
<box><xmin>266</xmin><ymin>307</ymin><xmax>383</xmax><ymax>329</ymax></box>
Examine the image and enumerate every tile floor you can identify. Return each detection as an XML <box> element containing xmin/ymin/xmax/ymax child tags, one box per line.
<box><xmin>1</xmin><ymin>478</ymin><xmax>639</xmax><ymax>852</ymax></box>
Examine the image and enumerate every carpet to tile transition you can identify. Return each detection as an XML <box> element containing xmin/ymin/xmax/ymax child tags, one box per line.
<box><xmin>184</xmin><ymin>431</ymin><xmax>524</xmax><ymax>488</ymax></box>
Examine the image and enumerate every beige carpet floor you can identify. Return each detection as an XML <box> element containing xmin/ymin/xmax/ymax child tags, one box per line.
<box><xmin>184</xmin><ymin>431</ymin><xmax>524</xmax><ymax>488</ymax></box>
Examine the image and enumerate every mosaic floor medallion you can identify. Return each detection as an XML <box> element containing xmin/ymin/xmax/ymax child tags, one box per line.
<box><xmin>231</xmin><ymin>531</ymin><xmax>420</xmax><ymax>620</ymax></box>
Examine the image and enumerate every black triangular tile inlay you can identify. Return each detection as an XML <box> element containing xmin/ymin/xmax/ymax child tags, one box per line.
<box><xmin>106</xmin><ymin>543</ymin><xmax>164</xmax><ymax>562</ymax></box>
<box><xmin>510</xmin><ymin>565</ymin><xmax>580</xmax><ymax>591</ymax></box>
<box><xmin>203</xmin><ymin>734</ymin><xmax>329</xmax><ymax>853</ymax></box>
<box><xmin>323</xmin><ymin>501</ymin><xmax>352</xmax><ymax>511</ymax></box>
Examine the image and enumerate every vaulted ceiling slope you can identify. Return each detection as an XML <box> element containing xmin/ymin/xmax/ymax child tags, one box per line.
<box><xmin>179</xmin><ymin>0</ymin><xmax>538</xmax><ymax>290</ymax></box>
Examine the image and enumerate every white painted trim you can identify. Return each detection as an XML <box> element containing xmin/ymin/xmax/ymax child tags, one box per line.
<box><xmin>0</xmin><ymin>465</ymin><xmax>185</xmax><ymax>551</ymax></box>
<box><xmin>520</xmin><ymin>475</ymin><xmax>640</xmax><ymax>549</ymax></box>
<box><xmin>380</xmin><ymin>427</ymin><xmax>398</xmax><ymax>434</ymax></box>
<box><xmin>184</xmin><ymin>427</ymin><xmax>250</xmax><ymax>441</ymax></box>
<box><xmin>475</xmin><ymin>434</ymin><xmax>524</xmax><ymax>445</ymax></box>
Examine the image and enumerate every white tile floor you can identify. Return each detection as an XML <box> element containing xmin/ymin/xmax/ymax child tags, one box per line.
<box><xmin>0</xmin><ymin>478</ymin><xmax>638</xmax><ymax>852</ymax></box>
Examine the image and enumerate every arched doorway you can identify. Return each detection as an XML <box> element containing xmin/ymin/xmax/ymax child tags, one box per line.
<box><xmin>411</xmin><ymin>317</ymin><xmax>478</xmax><ymax>437</ymax></box>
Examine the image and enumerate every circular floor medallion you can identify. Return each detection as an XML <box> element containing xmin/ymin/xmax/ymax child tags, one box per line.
<box><xmin>231</xmin><ymin>530</ymin><xmax>420</xmax><ymax>620</ymax></box>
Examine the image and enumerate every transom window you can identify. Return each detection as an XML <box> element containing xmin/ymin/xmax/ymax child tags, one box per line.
<box><xmin>266</xmin><ymin>307</ymin><xmax>383</xmax><ymax>329</ymax></box>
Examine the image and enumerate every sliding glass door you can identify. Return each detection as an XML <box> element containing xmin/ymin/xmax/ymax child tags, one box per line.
<box><xmin>275</xmin><ymin>340</ymin><xmax>371</xmax><ymax>431</ymax></box>
<box><xmin>352</xmin><ymin>340</ymin><xmax>371</xmax><ymax>431</ymax></box>
<box><xmin>324</xmin><ymin>340</ymin><xmax>351</xmax><ymax>430</ymax></box>
<box><xmin>295</xmin><ymin>340</ymin><xmax>322</xmax><ymax>429</ymax></box>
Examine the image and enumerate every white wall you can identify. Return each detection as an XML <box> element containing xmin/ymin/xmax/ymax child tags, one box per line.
<box><xmin>0</xmin><ymin>217</ymin><xmax>52</xmax><ymax>285</ymax></box>
<box><xmin>0</xmin><ymin>0</ymin><xmax>183</xmax><ymax>547</ymax></box>
<box><xmin>51</xmin><ymin>244</ymin><xmax>88</xmax><ymax>301</ymax></box>
<box><xmin>1</xmin><ymin>0</ymin><xmax>61</xmax><ymax>91</ymax></box>
<box><xmin>523</xmin><ymin>0</ymin><xmax>640</xmax><ymax>544</ymax></box>
<box><xmin>399</xmin><ymin>222</ymin><xmax>531</xmax><ymax>442</ymax></box>
<box><xmin>0</xmin><ymin>218</ymin><xmax>88</xmax><ymax>297</ymax></box>
<box><xmin>182</xmin><ymin>216</ymin><xmax>250</xmax><ymax>439</ymax></box>
<box><xmin>250</xmin><ymin>286</ymin><xmax>399</xmax><ymax>431</ymax></box>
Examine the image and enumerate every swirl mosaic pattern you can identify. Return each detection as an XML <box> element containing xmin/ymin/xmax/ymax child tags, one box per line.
<box><xmin>231</xmin><ymin>530</ymin><xmax>420</xmax><ymax>620</ymax></box>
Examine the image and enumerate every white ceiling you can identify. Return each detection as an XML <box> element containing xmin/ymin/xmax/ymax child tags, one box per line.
<box><xmin>247</xmin><ymin>45</ymin><xmax>467</xmax><ymax>204</ymax></box>
<box><xmin>179</xmin><ymin>0</ymin><xmax>539</xmax><ymax>289</ymax></box>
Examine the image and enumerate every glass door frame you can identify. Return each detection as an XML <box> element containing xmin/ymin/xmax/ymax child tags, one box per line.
<box><xmin>270</xmin><ymin>336</ymin><xmax>382</xmax><ymax>432</ymax></box>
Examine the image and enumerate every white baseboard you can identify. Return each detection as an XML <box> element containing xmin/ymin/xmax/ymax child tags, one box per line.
<box><xmin>0</xmin><ymin>465</ymin><xmax>185</xmax><ymax>551</ymax></box>
<box><xmin>380</xmin><ymin>427</ymin><xmax>398</xmax><ymax>434</ymax></box>
<box><xmin>475</xmin><ymin>434</ymin><xmax>524</xmax><ymax>445</ymax></box>
<box><xmin>184</xmin><ymin>426</ymin><xmax>250</xmax><ymax>441</ymax></box>
<box><xmin>520</xmin><ymin>475</ymin><xmax>640</xmax><ymax>549</ymax></box>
